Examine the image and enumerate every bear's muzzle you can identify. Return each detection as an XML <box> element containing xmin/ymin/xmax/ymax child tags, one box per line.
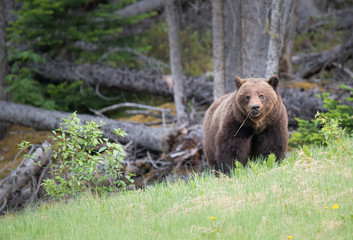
<box><xmin>250</xmin><ymin>104</ymin><xmax>261</xmax><ymax>117</ymax></box>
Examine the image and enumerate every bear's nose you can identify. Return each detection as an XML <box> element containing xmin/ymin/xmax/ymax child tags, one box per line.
<box><xmin>251</xmin><ymin>104</ymin><xmax>260</xmax><ymax>112</ymax></box>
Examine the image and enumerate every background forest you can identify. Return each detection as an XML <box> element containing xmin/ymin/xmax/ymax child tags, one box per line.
<box><xmin>0</xmin><ymin>0</ymin><xmax>353</xmax><ymax>219</ymax></box>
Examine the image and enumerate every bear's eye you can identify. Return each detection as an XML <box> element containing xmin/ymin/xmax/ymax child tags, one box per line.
<box><xmin>245</xmin><ymin>96</ymin><xmax>250</xmax><ymax>101</ymax></box>
<box><xmin>259</xmin><ymin>94</ymin><xmax>264</xmax><ymax>99</ymax></box>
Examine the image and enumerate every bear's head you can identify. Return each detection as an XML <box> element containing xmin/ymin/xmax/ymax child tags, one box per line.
<box><xmin>234</xmin><ymin>75</ymin><xmax>280</xmax><ymax>121</ymax></box>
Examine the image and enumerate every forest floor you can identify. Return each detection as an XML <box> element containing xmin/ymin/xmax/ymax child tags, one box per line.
<box><xmin>0</xmin><ymin>102</ymin><xmax>177</xmax><ymax>180</ymax></box>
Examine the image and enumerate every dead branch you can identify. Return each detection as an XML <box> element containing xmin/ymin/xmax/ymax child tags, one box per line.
<box><xmin>0</xmin><ymin>142</ymin><xmax>52</xmax><ymax>214</ymax></box>
<box><xmin>125</xmin><ymin>110</ymin><xmax>175</xmax><ymax>119</ymax></box>
<box><xmin>97</xmin><ymin>102</ymin><xmax>173</xmax><ymax>115</ymax></box>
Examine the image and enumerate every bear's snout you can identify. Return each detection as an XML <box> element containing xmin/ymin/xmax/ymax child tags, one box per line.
<box><xmin>250</xmin><ymin>103</ymin><xmax>261</xmax><ymax>116</ymax></box>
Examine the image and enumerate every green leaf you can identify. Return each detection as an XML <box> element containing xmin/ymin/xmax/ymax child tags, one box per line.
<box><xmin>98</xmin><ymin>147</ymin><xmax>107</xmax><ymax>153</ymax></box>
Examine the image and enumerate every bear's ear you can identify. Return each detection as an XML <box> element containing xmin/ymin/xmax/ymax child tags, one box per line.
<box><xmin>235</xmin><ymin>76</ymin><xmax>245</xmax><ymax>89</ymax></box>
<box><xmin>267</xmin><ymin>75</ymin><xmax>279</xmax><ymax>90</ymax></box>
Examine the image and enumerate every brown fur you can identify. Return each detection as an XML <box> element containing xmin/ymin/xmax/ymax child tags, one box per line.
<box><xmin>203</xmin><ymin>75</ymin><xmax>289</xmax><ymax>173</ymax></box>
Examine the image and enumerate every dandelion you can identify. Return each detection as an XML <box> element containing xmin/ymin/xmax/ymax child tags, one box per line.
<box><xmin>210</xmin><ymin>216</ymin><xmax>215</xmax><ymax>220</ymax></box>
<box><xmin>324</xmin><ymin>206</ymin><xmax>328</xmax><ymax>210</ymax></box>
<box><xmin>287</xmin><ymin>236</ymin><xmax>292</xmax><ymax>239</ymax></box>
<box><xmin>266</xmin><ymin>220</ymin><xmax>270</xmax><ymax>223</ymax></box>
<box><xmin>332</xmin><ymin>204</ymin><xmax>339</xmax><ymax>210</ymax></box>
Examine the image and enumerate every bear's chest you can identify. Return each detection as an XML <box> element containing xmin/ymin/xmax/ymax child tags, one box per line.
<box><xmin>233</xmin><ymin>121</ymin><xmax>267</xmax><ymax>138</ymax></box>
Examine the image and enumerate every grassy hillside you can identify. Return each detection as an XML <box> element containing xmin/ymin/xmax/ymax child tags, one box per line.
<box><xmin>1</xmin><ymin>137</ymin><xmax>353</xmax><ymax>240</ymax></box>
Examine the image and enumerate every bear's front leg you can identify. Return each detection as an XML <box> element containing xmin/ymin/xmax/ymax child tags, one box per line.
<box><xmin>214</xmin><ymin>134</ymin><xmax>251</xmax><ymax>173</ymax></box>
<box><xmin>251</xmin><ymin>126</ymin><xmax>288</xmax><ymax>161</ymax></box>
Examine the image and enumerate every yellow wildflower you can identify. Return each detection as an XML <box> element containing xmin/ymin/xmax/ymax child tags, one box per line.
<box><xmin>324</xmin><ymin>206</ymin><xmax>328</xmax><ymax>210</ymax></box>
<box><xmin>332</xmin><ymin>204</ymin><xmax>339</xmax><ymax>210</ymax></box>
<box><xmin>287</xmin><ymin>236</ymin><xmax>292</xmax><ymax>239</ymax></box>
<box><xmin>266</xmin><ymin>220</ymin><xmax>270</xmax><ymax>223</ymax></box>
<box><xmin>210</xmin><ymin>216</ymin><xmax>215</xmax><ymax>220</ymax></box>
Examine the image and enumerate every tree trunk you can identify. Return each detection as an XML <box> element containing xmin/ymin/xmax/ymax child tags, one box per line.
<box><xmin>34</xmin><ymin>61</ymin><xmax>214</xmax><ymax>104</ymax></box>
<box><xmin>278</xmin><ymin>0</ymin><xmax>298</xmax><ymax>75</ymax></box>
<box><xmin>0</xmin><ymin>0</ymin><xmax>7</xmax><ymax>140</ymax></box>
<box><xmin>212</xmin><ymin>0</ymin><xmax>226</xmax><ymax>100</ymax></box>
<box><xmin>224</xmin><ymin>0</ymin><xmax>295</xmax><ymax>90</ymax></box>
<box><xmin>165</xmin><ymin>0</ymin><xmax>189</xmax><ymax>124</ymax></box>
<box><xmin>265</xmin><ymin>0</ymin><xmax>284</xmax><ymax>78</ymax></box>
<box><xmin>223</xmin><ymin>0</ymin><xmax>270</xmax><ymax>91</ymax></box>
<box><xmin>0</xmin><ymin>101</ymin><xmax>171</xmax><ymax>152</ymax></box>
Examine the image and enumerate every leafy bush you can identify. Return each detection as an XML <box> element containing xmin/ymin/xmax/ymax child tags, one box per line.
<box><xmin>21</xmin><ymin>113</ymin><xmax>133</xmax><ymax>198</ymax></box>
<box><xmin>290</xmin><ymin>85</ymin><xmax>353</xmax><ymax>147</ymax></box>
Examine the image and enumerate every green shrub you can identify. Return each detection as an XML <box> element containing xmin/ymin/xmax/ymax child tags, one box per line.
<box><xmin>290</xmin><ymin>85</ymin><xmax>353</xmax><ymax>147</ymax></box>
<box><xmin>21</xmin><ymin>113</ymin><xmax>133</xmax><ymax>199</ymax></box>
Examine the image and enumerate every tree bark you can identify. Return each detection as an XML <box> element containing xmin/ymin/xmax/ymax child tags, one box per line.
<box><xmin>34</xmin><ymin>60</ymin><xmax>214</xmax><ymax>104</ymax></box>
<box><xmin>0</xmin><ymin>100</ymin><xmax>172</xmax><ymax>152</ymax></box>
<box><xmin>265</xmin><ymin>0</ymin><xmax>284</xmax><ymax>78</ymax></box>
<box><xmin>278</xmin><ymin>0</ymin><xmax>298</xmax><ymax>75</ymax></box>
<box><xmin>165</xmin><ymin>0</ymin><xmax>189</xmax><ymax>125</ymax></box>
<box><xmin>212</xmin><ymin>0</ymin><xmax>226</xmax><ymax>100</ymax></box>
<box><xmin>223</xmin><ymin>0</ymin><xmax>270</xmax><ymax>91</ymax></box>
<box><xmin>224</xmin><ymin>0</ymin><xmax>295</xmax><ymax>90</ymax></box>
<box><xmin>0</xmin><ymin>0</ymin><xmax>7</xmax><ymax>139</ymax></box>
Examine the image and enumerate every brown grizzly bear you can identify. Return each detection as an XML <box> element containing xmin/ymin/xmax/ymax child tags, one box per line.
<box><xmin>203</xmin><ymin>75</ymin><xmax>288</xmax><ymax>173</ymax></box>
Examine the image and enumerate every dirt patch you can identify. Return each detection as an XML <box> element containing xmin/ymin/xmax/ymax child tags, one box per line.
<box><xmin>0</xmin><ymin>124</ymin><xmax>51</xmax><ymax>179</ymax></box>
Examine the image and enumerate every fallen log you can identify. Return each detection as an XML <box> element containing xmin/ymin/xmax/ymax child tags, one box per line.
<box><xmin>0</xmin><ymin>142</ymin><xmax>52</xmax><ymax>214</ymax></box>
<box><xmin>34</xmin><ymin>61</ymin><xmax>213</xmax><ymax>104</ymax></box>
<box><xmin>0</xmin><ymin>100</ymin><xmax>172</xmax><ymax>152</ymax></box>
<box><xmin>293</xmin><ymin>45</ymin><xmax>341</xmax><ymax>78</ymax></box>
<box><xmin>293</xmin><ymin>31</ymin><xmax>353</xmax><ymax>79</ymax></box>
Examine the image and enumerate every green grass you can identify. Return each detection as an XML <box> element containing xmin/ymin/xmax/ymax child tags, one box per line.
<box><xmin>1</xmin><ymin>138</ymin><xmax>353</xmax><ymax>240</ymax></box>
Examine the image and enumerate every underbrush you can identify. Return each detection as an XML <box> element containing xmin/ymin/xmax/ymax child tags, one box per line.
<box><xmin>1</xmin><ymin>135</ymin><xmax>353</xmax><ymax>239</ymax></box>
